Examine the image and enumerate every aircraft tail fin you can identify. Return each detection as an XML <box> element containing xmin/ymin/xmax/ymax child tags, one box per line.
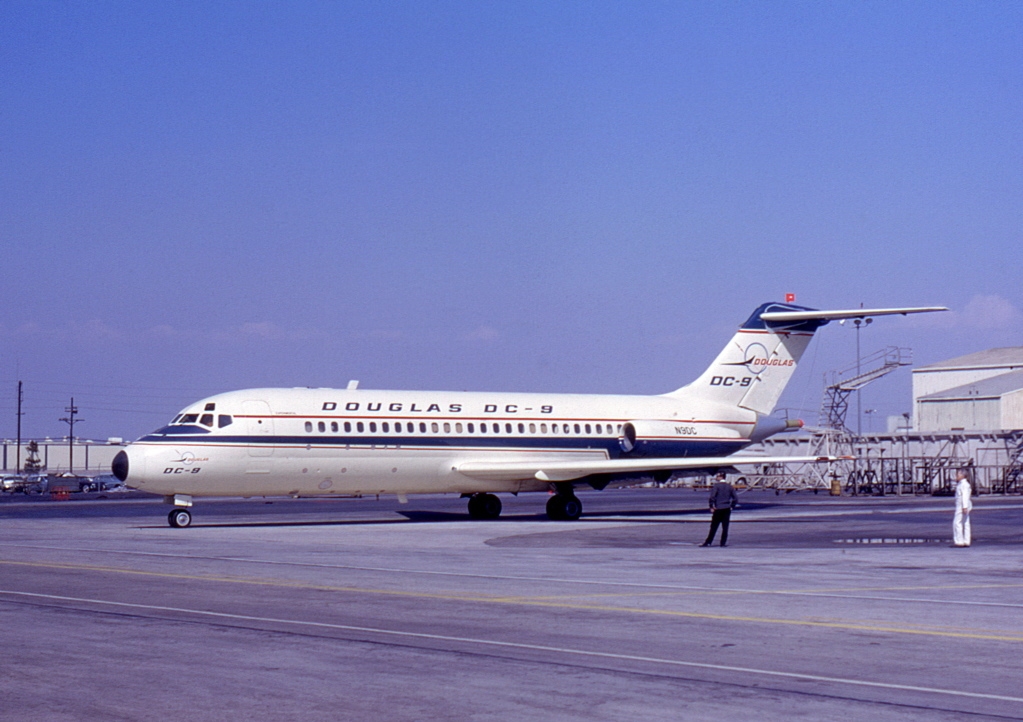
<box><xmin>667</xmin><ymin>302</ymin><xmax>947</xmax><ymax>416</ymax></box>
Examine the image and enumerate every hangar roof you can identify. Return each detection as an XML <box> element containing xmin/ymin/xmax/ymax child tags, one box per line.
<box><xmin>915</xmin><ymin>347</ymin><xmax>1023</xmax><ymax>372</ymax></box>
<box><xmin>918</xmin><ymin>370</ymin><xmax>1023</xmax><ymax>401</ymax></box>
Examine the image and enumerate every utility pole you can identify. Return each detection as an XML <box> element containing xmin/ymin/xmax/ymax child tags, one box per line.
<box><xmin>60</xmin><ymin>398</ymin><xmax>83</xmax><ymax>474</ymax></box>
<box><xmin>16</xmin><ymin>381</ymin><xmax>24</xmax><ymax>473</ymax></box>
<box><xmin>852</xmin><ymin>311</ymin><xmax>873</xmax><ymax>436</ymax></box>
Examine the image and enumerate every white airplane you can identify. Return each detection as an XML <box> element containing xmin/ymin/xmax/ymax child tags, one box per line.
<box><xmin>112</xmin><ymin>302</ymin><xmax>946</xmax><ymax>527</ymax></box>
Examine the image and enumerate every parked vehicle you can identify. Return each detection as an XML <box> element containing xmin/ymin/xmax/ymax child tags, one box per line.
<box><xmin>48</xmin><ymin>474</ymin><xmax>95</xmax><ymax>493</ymax></box>
<box><xmin>1</xmin><ymin>475</ymin><xmax>25</xmax><ymax>492</ymax></box>
<box><xmin>0</xmin><ymin>475</ymin><xmax>46</xmax><ymax>494</ymax></box>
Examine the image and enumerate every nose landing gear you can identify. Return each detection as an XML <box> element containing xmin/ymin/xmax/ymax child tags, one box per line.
<box><xmin>168</xmin><ymin>508</ymin><xmax>192</xmax><ymax>528</ymax></box>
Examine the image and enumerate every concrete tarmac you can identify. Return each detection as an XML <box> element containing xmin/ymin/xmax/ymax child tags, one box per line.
<box><xmin>2</xmin><ymin>488</ymin><xmax>1022</xmax><ymax>721</ymax></box>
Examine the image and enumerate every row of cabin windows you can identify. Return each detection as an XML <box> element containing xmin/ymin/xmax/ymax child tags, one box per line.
<box><xmin>303</xmin><ymin>420</ymin><xmax>623</xmax><ymax>436</ymax></box>
<box><xmin>176</xmin><ymin>413</ymin><xmax>233</xmax><ymax>428</ymax></box>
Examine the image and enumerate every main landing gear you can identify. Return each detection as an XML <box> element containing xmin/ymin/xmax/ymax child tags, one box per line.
<box><xmin>546</xmin><ymin>492</ymin><xmax>582</xmax><ymax>521</ymax></box>
<box><xmin>466</xmin><ymin>492</ymin><xmax>503</xmax><ymax>520</ymax></box>
<box><xmin>168</xmin><ymin>508</ymin><xmax>192</xmax><ymax>528</ymax></box>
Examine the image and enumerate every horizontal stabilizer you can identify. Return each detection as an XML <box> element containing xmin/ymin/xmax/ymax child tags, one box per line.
<box><xmin>458</xmin><ymin>455</ymin><xmax>845</xmax><ymax>483</ymax></box>
<box><xmin>760</xmin><ymin>306</ymin><xmax>947</xmax><ymax>325</ymax></box>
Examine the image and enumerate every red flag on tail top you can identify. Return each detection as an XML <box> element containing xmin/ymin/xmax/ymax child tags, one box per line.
<box><xmin>785</xmin><ymin>293</ymin><xmax>796</xmax><ymax>303</ymax></box>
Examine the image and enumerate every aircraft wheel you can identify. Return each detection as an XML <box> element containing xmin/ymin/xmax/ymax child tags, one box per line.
<box><xmin>546</xmin><ymin>494</ymin><xmax>582</xmax><ymax>521</ymax></box>
<box><xmin>562</xmin><ymin>495</ymin><xmax>583</xmax><ymax>520</ymax></box>
<box><xmin>168</xmin><ymin>508</ymin><xmax>192</xmax><ymax>528</ymax></box>
<box><xmin>467</xmin><ymin>493</ymin><xmax>502</xmax><ymax>519</ymax></box>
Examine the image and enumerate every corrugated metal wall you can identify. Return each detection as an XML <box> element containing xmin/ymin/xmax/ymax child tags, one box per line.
<box><xmin>918</xmin><ymin>398</ymin><xmax>1000</xmax><ymax>432</ymax></box>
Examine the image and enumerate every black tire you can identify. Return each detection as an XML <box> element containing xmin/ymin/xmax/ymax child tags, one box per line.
<box><xmin>468</xmin><ymin>493</ymin><xmax>502</xmax><ymax>519</ymax></box>
<box><xmin>168</xmin><ymin>509</ymin><xmax>192</xmax><ymax>528</ymax></box>
<box><xmin>561</xmin><ymin>495</ymin><xmax>582</xmax><ymax>520</ymax></box>
<box><xmin>546</xmin><ymin>494</ymin><xmax>582</xmax><ymax>521</ymax></box>
<box><xmin>477</xmin><ymin>493</ymin><xmax>502</xmax><ymax>519</ymax></box>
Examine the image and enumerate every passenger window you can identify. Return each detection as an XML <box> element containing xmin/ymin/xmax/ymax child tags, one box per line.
<box><xmin>563</xmin><ymin>424</ymin><xmax>570</xmax><ymax>434</ymax></box>
<box><xmin>199</xmin><ymin>414</ymin><xmax>214</xmax><ymax>427</ymax></box>
<box><xmin>357</xmin><ymin>422</ymin><xmax>364</xmax><ymax>433</ymax></box>
<box><xmin>331</xmin><ymin>422</ymin><xmax>338</xmax><ymax>432</ymax></box>
<box><xmin>574</xmin><ymin>424</ymin><xmax>581</xmax><ymax>434</ymax></box>
<box><xmin>318</xmin><ymin>421</ymin><xmax>326</xmax><ymax>432</ymax></box>
<box><xmin>369</xmin><ymin>422</ymin><xmax>377</xmax><ymax>433</ymax></box>
<box><xmin>344</xmin><ymin>422</ymin><xmax>352</xmax><ymax>432</ymax></box>
<box><xmin>529</xmin><ymin>423</ymin><xmax>536</xmax><ymax>434</ymax></box>
<box><xmin>431</xmin><ymin>422</ymin><xmax>439</xmax><ymax>433</ymax></box>
<box><xmin>540</xmin><ymin>424</ymin><xmax>547</xmax><ymax>433</ymax></box>
<box><xmin>585</xmin><ymin>424</ymin><xmax>591</xmax><ymax>434</ymax></box>
<box><xmin>517</xmin><ymin>423</ymin><xmax>524</xmax><ymax>433</ymax></box>
<box><xmin>551</xmin><ymin>424</ymin><xmax>558</xmax><ymax>434</ymax></box>
<box><xmin>443</xmin><ymin>422</ymin><xmax>451</xmax><ymax>433</ymax></box>
<box><xmin>480</xmin><ymin>423</ymin><xmax>487</xmax><ymax>433</ymax></box>
<box><xmin>595</xmin><ymin>424</ymin><xmax>602</xmax><ymax>434</ymax></box>
<box><xmin>455</xmin><ymin>423</ymin><xmax>462</xmax><ymax>433</ymax></box>
<box><xmin>218</xmin><ymin>415</ymin><xmax>232</xmax><ymax>428</ymax></box>
<box><xmin>305</xmin><ymin>421</ymin><xmax>313</xmax><ymax>432</ymax></box>
<box><xmin>420</xmin><ymin>422</ymin><xmax>427</xmax><ymax>433</ymax></box>
<box><xmin>467</xmin><ymin>423</ymin><xmax>475</xmax><ymax>433</ymax></box>
<box><xmin>505</xmin><ymin>423</ymin><xmax>512</xmax><ymax>433</ymax></box>
<box><xmin>382</xmin><ymin>422</ymin><xmax>389</xmax><ymax>433</ymax></box>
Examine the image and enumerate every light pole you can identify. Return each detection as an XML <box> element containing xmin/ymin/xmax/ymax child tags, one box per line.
<box><xmin>59</xmin><ymin>398</ymin><xmax>83</xmax><ymax>475</ymax></box>
<box><xmin>16</xmin><ymin>381</ymin><xmax>23</xmax><ymax>473</ymax></box>
<box><xmin>853</xmin><ymin>316</ymin><xmax>872</xmax><ymax>436</ymax></box>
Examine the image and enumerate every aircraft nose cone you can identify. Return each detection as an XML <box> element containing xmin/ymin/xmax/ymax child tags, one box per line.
<box><xmin>112</xmin><ymin>450</ymin><xmax>129</xmax><ymax>481</ymax></box>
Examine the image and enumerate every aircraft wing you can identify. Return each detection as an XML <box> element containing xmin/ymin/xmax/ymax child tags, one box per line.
<box><xmin>457</xmin><ymin>455</ymin><xmax>844</xmax><ymax>482</ymax></box>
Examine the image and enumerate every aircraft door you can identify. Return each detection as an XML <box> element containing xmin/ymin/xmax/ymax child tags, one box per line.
<box><xmin>242</xmin><ymin>400</ymin><xmax>275</xmax><ymax>457</ymax></box>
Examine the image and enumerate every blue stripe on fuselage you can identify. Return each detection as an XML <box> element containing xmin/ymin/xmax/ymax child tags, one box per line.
<box><xmin>135</xmin><ymin>433</ymin><xmax>748</xmax><ymax>458</ymax></box>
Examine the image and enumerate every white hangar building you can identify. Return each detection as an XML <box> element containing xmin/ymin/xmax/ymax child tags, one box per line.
<box><xmin>913</xmin><ymin>347</ymin><xmax>1023</xmax><ymax>432</ymax></box>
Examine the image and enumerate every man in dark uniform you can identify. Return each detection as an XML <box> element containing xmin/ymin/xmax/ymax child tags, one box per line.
<box><xmin>701</xmin><ymin>472</ymin><xmax>738</xmax><ymax>547</ymax></box>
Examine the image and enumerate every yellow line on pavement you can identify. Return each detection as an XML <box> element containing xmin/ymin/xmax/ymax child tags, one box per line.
<box><xmin>3</xmin><ymin>558</ymin><xmax>1023</xmax><ymax>643</ymax></box>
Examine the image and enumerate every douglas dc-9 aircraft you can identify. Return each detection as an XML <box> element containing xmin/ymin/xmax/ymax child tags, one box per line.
<box><xmin>113</xmin><ymin>302</ymin><xmax>945</xmax><ymax>527</ymax></box>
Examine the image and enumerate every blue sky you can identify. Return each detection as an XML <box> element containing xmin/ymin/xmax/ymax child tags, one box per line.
<box><xmin>1</xmin><ymin>1</ymin><xmax>1021</xmax><ymax>441</ymax></box>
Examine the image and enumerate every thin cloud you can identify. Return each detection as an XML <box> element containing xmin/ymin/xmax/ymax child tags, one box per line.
<box><xmin>144</xmin><ymin>324</ymin><xmax>179</xmax><ymax>339</ymax></box>
<box><xmin>905</xmin><ymin>294</ymin><xmax>1022</xmax><ymax>331</ymax></box>
<box><xmin>463</xmin><ymin>325</ymin><xmax>500</xmax><ymax>342</ymax></box>
<box><xmin>959</xmin><ymin>295</ymin><xmax>1023</xmax><ymax>330</ymax></box>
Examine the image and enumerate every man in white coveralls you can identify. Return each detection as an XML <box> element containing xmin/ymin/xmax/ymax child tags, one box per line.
<box><xmin>953</xmin><ymin>469</ymin><xmax>973</xmax><ymax>547</ymax></box>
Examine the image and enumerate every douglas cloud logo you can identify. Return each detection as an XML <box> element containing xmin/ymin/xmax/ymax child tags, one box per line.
<box><xmin>743</xmin><ymin>343</ymin><xmax>770</xmax><ymax>374</ymax></box>
<box><xmin>171</xmin><ymin>451</ymin><xmax>208</xmax><ymax>465</ymax></box>
<box><xmin>165</xmin><ymin>450</ymin><xmax>207</xmax><ymax>475</ymax></box>
<box><xmin>725</xmin><ymin>343</ymin><xmax>793</xmax><ymax>375</ymax></box>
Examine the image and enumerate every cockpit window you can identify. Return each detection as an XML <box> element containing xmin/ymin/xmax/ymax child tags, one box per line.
<box><xmin>218</xmin><ymin>415</ymin><xmax>233</xmax><ymax>428</ymax></box>
<box><xmin>204</xmin><ymin>403</ymin><xmax>216</xmax><ymax>411</ymax></box>
<box><xmin>180</xmin><ymin>414</ymin><xmax>199</xmax><ymax>424</ymax></box>
<box><xmin>171</xmin><ymin>414</ymin><xmax>183</xmax><ymax>424</ymax></box>
<box><xmin>199</xmin><ymin>414</ymin><xmax>214</xmax><ymax>427</ymax></box>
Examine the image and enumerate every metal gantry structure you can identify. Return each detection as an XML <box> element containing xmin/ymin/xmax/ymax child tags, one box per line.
<box><xmin>708</xmin><ymin>346</ymin><xmax>1023</xmax><ymax>496</ymax></box>
<box><xmin>819</xmin><ymin>347</ymin><xmax>912</xmax><ymax>434</ymax></box>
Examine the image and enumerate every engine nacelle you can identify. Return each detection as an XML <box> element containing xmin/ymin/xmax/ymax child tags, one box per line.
<box><xmin>749</xmin><ymin>416</ymin><xmax>804</xmax><ymax>443</ymax></box>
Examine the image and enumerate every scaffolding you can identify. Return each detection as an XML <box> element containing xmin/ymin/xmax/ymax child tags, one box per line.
<box><xmin>753</xmin><ymin>430</ymin><xmax>1023</xmax><ymax>495</ymax></box>
<box><xmin>820</xmin><ymin>347</ymin><xmax>912</xmax><ymax>433</ymax></box>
